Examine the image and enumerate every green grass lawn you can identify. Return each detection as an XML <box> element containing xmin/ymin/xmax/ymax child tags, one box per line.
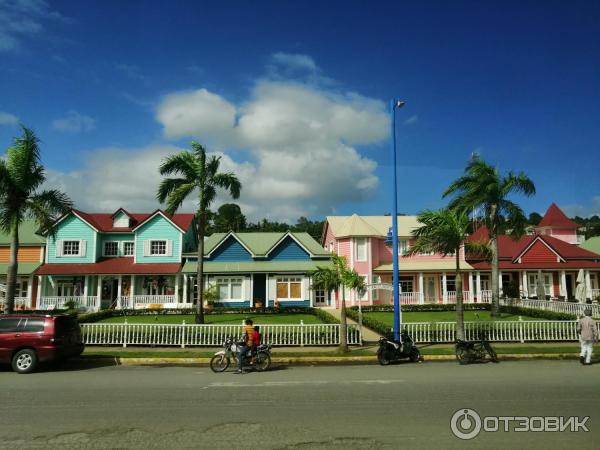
<box><xmin>97</xmin><ymin>313</ymin><xmax>324</xmax><ymax>325</ymax></box>
<box><xmin>365</xmin><ymin>310</ymin><xmax>541</xmax><ymax>326</ymax></box>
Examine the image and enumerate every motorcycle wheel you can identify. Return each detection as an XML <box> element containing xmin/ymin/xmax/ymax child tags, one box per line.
<box><xmin>210</xmin><ymin>355</ymin><xmax>231</xmax><ymax>373</ymax></box>
<box><xmin>455</xmin><ymin>346</ymin><xmax>470</xmax><ymax>365</ymax></box>
<box><xmin>254</xmin><ymin>351</ymin><xmax>271</xmax><ymax>372</ymax></box>
<box><xmin>377</xmin><ymin>351</ymin><xmax>392</xmax><ymax>366</ymax></box>
<box><xmin>409</xmin><ymin>348</ymin><xmax>421</xmax><ymax>363</ymax></box>
<box><xmin>485</xmin><ymin>343</ymin><xmax>499</xmax><ymax>363</ymax></box>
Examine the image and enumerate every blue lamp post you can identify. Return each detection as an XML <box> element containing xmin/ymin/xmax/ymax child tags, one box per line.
<box><xmin>390</xmin><ymin>99</ymin><xmax>405</xmax><ymax>341</ymax></box>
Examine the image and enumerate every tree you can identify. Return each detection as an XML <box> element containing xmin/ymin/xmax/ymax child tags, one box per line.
<box><xmin>0</xmin><ymin>127</ymin><xmax>72</xmax><ymax>314</ymax></box>
<box><xmin>213</xmin><ymin>203</ymin><xmax>246</xmax><ymax>232</ymax></box>
<box><xmin>528</xmin><ymin>212</ymin><xmax>542</xmax><ymax>226</ymax></box>
<box><xmin>312</xmin><ymin>254</ymin><xmax>358</xmax><ymax>352</ymax></box>
<box><xmin>444</xmin><ymin>158</ymin><xmax>535</xmax><ymax>317</ymax></box>
<box><xmin>157</xmin><ymin>142</ymin><xmax>241</xmax><ymax>324</ymax></box>
<box><xmin>407</xmin><ymin>209</ymin><xmax>489</xmax><ymax>340</ymax></box>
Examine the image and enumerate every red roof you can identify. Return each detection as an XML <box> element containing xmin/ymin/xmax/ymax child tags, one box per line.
<box><xmin>537</xmin><ymin>203</ymin><xmax>580</xmax><ymax>229</ymax></box>
<box><xmin>35</xmin><ymin>259</ymin><xmax>181</xmax><ymax>275</ymax></box>
<box><xmin>70</xmin><ymin>209</ymin><xmax>195</xmax><ymax>233</ymax></box>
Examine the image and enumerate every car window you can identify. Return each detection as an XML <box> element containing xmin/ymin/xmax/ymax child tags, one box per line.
<box><xmin>0</xmin><ymin>318</ymin><xmax>21</xmax><ymax>333</ymax></box>
<box><xmin>22</xmin><ymin>318</ymin><xmax>45</xmax><ymax>332</ymax></box>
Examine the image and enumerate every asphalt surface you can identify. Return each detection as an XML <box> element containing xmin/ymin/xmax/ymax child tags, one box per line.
<box><xmin>0</xmin><ymin>360</ymin><xmax>598</xmax><ymax>449</ymax></box>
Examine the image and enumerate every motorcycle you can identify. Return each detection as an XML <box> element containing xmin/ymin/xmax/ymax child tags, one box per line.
<box><xmin>210</xmin><ymin>336</ymin><xmax>272</xmax><ymax>373</ymax></box>
<box><xmin>455</xmin><ymin>334</ymin><xmax>498</xmax><ymax>364</ymax></box>
<box><xmin>377</xmin><ymin>331</ymin><xmax>422</xmax><ymax>365</ymax></box>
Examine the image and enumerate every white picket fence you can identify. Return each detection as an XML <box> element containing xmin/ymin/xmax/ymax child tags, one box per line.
<box><xmin>502</xmin><ymin>298</ymin><xmax>600</xmax><ymax>319</ymax></box>
<box><xmin>401</xmin><ymin>320</ymin><xmax>593</xmax><ymax>343</ymax></box>
<box><xmin>82</xmin><ymin>322</ymin><xmax>361</xmax><ymax>347</ymax></box>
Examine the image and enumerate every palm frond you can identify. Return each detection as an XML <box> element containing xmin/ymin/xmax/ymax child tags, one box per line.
<box><xmin>158</xmin><ymin>151</ymin><xmax>197</xmax><ymax>180</ymax></box>
<box><xmin>164</xmin><ymin>182</ymin><xmax>196</xmax><ymax>216</ymax></box>
<box><xmin>157</xmin><ymin>177</ymin><xmax>192</xmax><ymax>204</ymax></box>
<box><xmin>212</xmin><ymin>172</ymin><xmax>241</xmax><ymax>199</ymax></box>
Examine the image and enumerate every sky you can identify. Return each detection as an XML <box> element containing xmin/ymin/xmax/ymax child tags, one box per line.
<box><xmin>1</xmin><ymin>0</ymin><xmax>599</xmax><ymax>222</ymax></box>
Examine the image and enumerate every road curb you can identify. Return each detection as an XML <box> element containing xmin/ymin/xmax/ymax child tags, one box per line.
<box><xmin>80</xmin><ymin>353</ymin><xmax>579</xmax><ymax>367</ymax></box>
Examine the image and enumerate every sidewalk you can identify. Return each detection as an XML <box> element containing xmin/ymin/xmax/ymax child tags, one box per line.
<box><xmin>326</xmin><ymin>308</ymin><xmax>383</xmax><ymax>343</ymax></box>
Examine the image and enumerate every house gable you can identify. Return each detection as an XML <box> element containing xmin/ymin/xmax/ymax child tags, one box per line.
<box><xmin>47</xmin><ymin>214</ymin><xmax>97</xmax><ymax>263</ymax></box>
<box><xmin>134</xmin><ymin>214</ymin><xmax>182</xmax><ymax>263</ymax></box>
<box><xmin>112</xmin><ymin>210</ymin><xmax>131</xmax><ymax>228</ymax></box>
<box><xmin>516</xmin><ymin>238</ymin><xmax>564</xmax><ymax>264</ymax></box>
<box><xmin>267</xmin><ymin>236</ymin><xmax>310</xmax><ymax>261</ymax></box>
<box><xmin>209</xmin><ymin>235</ymin><xmax>253</xmax><ymax>262</ymax></box>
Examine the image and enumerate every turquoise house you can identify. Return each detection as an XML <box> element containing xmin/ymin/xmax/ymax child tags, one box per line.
<box><xmin>36</xmin><ymin>208</ymin><xmax>196</xmax><ymax>310</ymax></box>
<box><xmin>181</xmin><ymin>232</ymin><xmax>332</xmax><ymax>308</ymax></box>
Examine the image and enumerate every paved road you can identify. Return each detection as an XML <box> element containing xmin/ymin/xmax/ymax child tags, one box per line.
<box><xmin>0</xmin><ymin>360</ymin><xmax>598</xmax><ymax>449</ymax></box>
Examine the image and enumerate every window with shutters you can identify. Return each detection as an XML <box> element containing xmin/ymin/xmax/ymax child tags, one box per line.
<box><xmin>62</xmin><ymin>241</ymin><xmax>80</xmax><ymax>256</ymax></box>
<box><xmin>276</xmin><ymin>276</ymin><xmax>302</xmax><ymax>300</ymax></box>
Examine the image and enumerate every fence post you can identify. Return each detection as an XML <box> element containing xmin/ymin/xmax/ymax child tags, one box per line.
<box><xmin>300</xmin><ymin>320</ymin><xmax>304</xmax><ymax>347</ymax></box>
<box><xmin>181</xmin><ymin>320</ymin><xmax>186</xmax><ymax>349</ymax></box>
<box><xmin>518</xmin><ymin>316</ymin><xmax>524</xmax><ymax>343</ymax></box>
<box><xmin>123</xmin><ymin>319</ymin><xmax>128</xmax><ymax>348</ymax></box>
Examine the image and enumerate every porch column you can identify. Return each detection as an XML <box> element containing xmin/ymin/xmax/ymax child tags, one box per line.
<box><xmin>27</xmin><ymin>276</ymin><xmax>33</xmax><ymax>308</ymax></box>
<box><xmin>83</xmin><ymin>275</ymin><xmax>89</xmax><ymax>298</ymax></box>
<box><xmin>585</xmin><ymin>270</ymin><xmax>592</xmax><ymax>300</ymax></box>
<box><xmin>522</xmin><ymin>271</ymin><xmax>529</xmax><ymax>298</ymax></box>
<box><xmin>265</xmin><ymin>274</ymin><xmax>269</xmax><ymax>307</ymax></box>
<box><xmin>250</xmin><ymin>274</ymin><xmax>254</xmax><ymax>308</ymax></box>
<box><xmin>476</xmin><ymin>271</ymin><xmax>481</xmax><ymax>302</ymax></box>
<box><xmin>174</xmin><ymin>274</ymin><xmax>180</xmax><ymax>303</ymax></box>
<box><xmin>560</xmin><ymin>270</ymin><xmax>567</xmax><ymax>298</ymax></box>
<box><xmin>468</xmin><ymin>272</ymin><xmax>474</xmax><ymax>304</ymax></box>
<box><xmin>96</xmin><ymin>275</ymin><xmax>103</xmax><ymax>311</ymax></box>
<box><xmin>117</xmin><ymin>275</ymin><xmax>122</xmax><ymax>308</ymax></box>
<box><xmin>130</xmin><ymin>275</ymin><xmax>135</xmax><ymax>307</ymax></box>
<box><xmin>183</xmin><ymin>274</ymin><xmax>188</xmax><ymax>303</ymax></box>
<box><xmin>418</xmin><ymin>272</ymin><xmax>424</xmax><ymax>304</ymax></box>
<box><xmin>498</xmin><ymin>271</ymin><xmax>504</xmax><ymax>298</ymax></box>
<box><xmin>442</xmin><ymin>272</ymin><xmax>447</xmax><ymax>304</ymax></box>
<box><xmin>36</xmin><ymin>276</ymin><xmax>42</xmax><ymax>307</ymax></box>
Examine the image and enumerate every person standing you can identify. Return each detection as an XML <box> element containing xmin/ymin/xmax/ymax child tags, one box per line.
<box><xmin>577</xmin><ymin>309</ymin><xmax>598</xmax><ymax>365</ymax></box>
<box><xmin>235</xmin><ymin>319</ymin><xmax>254</xmax><ymax>374</ymax></box>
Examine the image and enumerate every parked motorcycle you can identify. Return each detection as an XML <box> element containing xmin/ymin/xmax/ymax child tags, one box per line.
<box><xmin>377</xmin><ymin>331</ymin><xmax>422</xmax><ymax>365</ymax></box>
<box><xmin>210</xmin><ymin>336</ymin><xmax>272</xmax><ymax>373</ymax></box>
<box><xmin>455</xmin><ymin>334</ymin><xmax>498</xmax><ymax>364</ymax></box>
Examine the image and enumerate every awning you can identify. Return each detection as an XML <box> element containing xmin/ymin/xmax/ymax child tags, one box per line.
<box><xmin>0</xmin><ymin>262</ymin><xmax>41</xmax><ymax>276</ymax></box>
<box><xmin>182</xmin><ymin>260</ymin><xmax>332</xmax><ymax>274</ymax></box>
<box><xmin>35</xmin><ymin>258</ymin><xmax>181</xmax><ymax>275</ymax></box>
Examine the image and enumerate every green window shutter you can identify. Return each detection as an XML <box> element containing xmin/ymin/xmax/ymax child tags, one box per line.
<box><xmin>56</xmin><ymin>240</ymin><xmax>63</xmax><ymax>257</ymax></box>
<box><xmin>144</xmin><ymin>240</ymin><xmax>150</xmax><ymax>257</ymax></box>
<box><xmin>80</xmin><ymin>240</ymin><xmax>87</xmax><ymax>257</ymax></box>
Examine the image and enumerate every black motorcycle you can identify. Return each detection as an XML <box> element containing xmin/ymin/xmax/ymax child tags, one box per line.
<box><xmin>377</xmin><ymin>331</ymin><xmax>422</xmax><ymax>365</ymax></box>
<box><xmin>455</xmin><ymin>334</ymin><xmax>498</xmax><ymax>364</ymax></box>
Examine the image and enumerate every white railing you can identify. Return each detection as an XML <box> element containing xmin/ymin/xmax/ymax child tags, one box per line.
<box><xmin>128</xmin><ymin>295</ymin><xmax>176</xmax><ymax>305</ymax></box>
<box><xmin>478</xmin><ymin>290</ymin><xmax>492</xmax><ymax>303</ymax></box>
<box><xmin>118</xmin><ymin>295</ymin><xmax>181</xmax><ymax>309</ymax></box>
<box><xmin>0</xmin><ymin>296</ymin><xmax>31</xmax><ymax>310</ymax></box>
<box><xmin>39</xmin><ymin>296</ymin><xmax>99</xmax><ymax>311</ymax></box>
<box><xmin>446</xmin><ymin>291</ymin><xmax>472</xmax><ymax>304</ymax></box>
<box><xmin>592</xmin><ymin>289</ymin><xmax>600</xmax><ymax>300</ymax></box>
<box><xmin>400</xmin><ymin>292</ymin><xmax>420</xmax><ymax>304</ymax></box>
<box><xmin>82</xmin><ymin>322</ymin><xmax>361</xmax><ymax>347</ymax></box>
<box><xmin>501</xmin><ymin>298</ymin><xmax>600</xmax><ymax>319</ymax></box>
<box><xmin>403</xmin><ymin>320</ymin><xmax>597</xmax><ymax>343</ymax></box>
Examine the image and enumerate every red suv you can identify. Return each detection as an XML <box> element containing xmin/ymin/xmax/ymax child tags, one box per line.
<box><xmin>0</xmin><ymin>314</ymin><xmax>84</xmax><ymax>373</ymax></box>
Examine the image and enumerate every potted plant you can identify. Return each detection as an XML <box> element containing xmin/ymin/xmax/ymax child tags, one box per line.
<box><xmin>204</xmin><ymin>284</ymin><xmax>219</xmax><ymax>311</ymax></box>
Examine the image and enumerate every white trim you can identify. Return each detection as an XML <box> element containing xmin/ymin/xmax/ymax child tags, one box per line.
<box><xmin>513</xmin><ymin>236</ymin><xmax>565</xmax><ymax>263</ymax></box>
<box><xmin>274</xmin><ymin>275</ymin><xmax>303</xmax><ymax>301</ymax></box>
<box><xmin>206</xmin><ymin>231</ymin><xmax>255</xmax><ymax>258</ymax></box>
<box><xmin>93</xmin><ymin>232</ymin><xmax>97</xmax><ymax>261</ymax></box>
<box><xmin>130</xmin><ymin>210</ymin><xmax>186</xmax><ymax>233</ymax></box>
<box><xmin>40</xmin><ymin>246</ymin><xmax>45</xmax><ymax>263</ymax></box>
<box><xmin>214</xmin><ymin>276</ymin><xmax>245</xmax><ymax>302</ymax></box>
<box><xmin>179</xmin><ymin>233</ymin><xmax>183</xmax><ymax>260</ymax></box>
<box><xmin>148</xmin><ymin>239</ymin><xmax>168</xmax><ymax>256</ymax></box>
<box><xmin>355</xmin><ymin>237</ymin><xmax>367</xmax><ymax>262</ymax></box>
<box><xmin>263</xmin><ymin>231</ymin><xmax>315</xmax><ymax>258</ymax></box>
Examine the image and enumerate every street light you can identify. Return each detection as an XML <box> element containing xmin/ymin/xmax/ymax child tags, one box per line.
<box><xmin>390</xmin><ymin>98</ymin><xmax>405</xmax><ymax>342</ymax></box>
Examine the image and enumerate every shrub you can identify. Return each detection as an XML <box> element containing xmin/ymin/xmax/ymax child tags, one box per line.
<box><xmin>498</xmin><ymin>305</ymin><xmax>576</xmax><ymax>321</ymax></box>
<box><xmin>349</xmin><ymin>304</ymin><xmax>491</xmax><ymax>313</ymax></box>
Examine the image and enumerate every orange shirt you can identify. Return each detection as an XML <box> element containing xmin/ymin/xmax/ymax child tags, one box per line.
<box><xmin>243</xmin><ymin>325</ymin><xmax>254</xmax><ymax>345</ymax></box>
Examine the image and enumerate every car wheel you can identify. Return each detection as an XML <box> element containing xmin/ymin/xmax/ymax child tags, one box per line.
<box><xmin>12</xmin><ymin>349</ymin><xmax>38</xmax><ymax>374</ymax></box>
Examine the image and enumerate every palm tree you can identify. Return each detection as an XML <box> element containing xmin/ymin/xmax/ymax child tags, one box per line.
<box><xmin>0</xmin><ymin>127</ymin><xmax>72</xmax><ymax>314</ymax></box>
<box><xmin>157</xmin><ymin>142</ymin><xmax>241</xmax><ymax>324</ymax></box>
<box><xmin>407</xmin><ymin>209</ymin><xmax>489</xmax><ymax>340</ymax></box>
<box><xmin>343</xmin><ymin>269</ymin><xmax>366</xmax><ymax>344</ymax></box>
<box><xmin>312</xmin><ymin>254</ymin><xmax>355</xmax><ymax>352</ymax></box>
<box><xmin>443</xmin><ymin>157</ymin><xmax>535</xmax><ymax>317</ymax></box>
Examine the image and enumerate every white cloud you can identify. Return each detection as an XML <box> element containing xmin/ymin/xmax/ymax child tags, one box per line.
<box><xmin>403</xmin><ymin>115</ymin><xmax>418</xmax><ymax>126</ymax></box>
<box><xmin>0</xmin><ymin>111</ymin><xmax>19</xmax><ymax>125</ymax></box>
<box><xmin>0</xmin><ymin>0</ymin><xmax>69</xmax><ymax>52</ymax></box>
<box><xmin>270</xmin><ymin>52</ymin><xmax>319</xmax><ymax>72</ymax></box>
<box><xmin>561</xmin><ymin>196</ymin><xmax>600</xmax><ymax>219</ymax></box>
<box><xmin>52</xmin><ymin>111</ymin><xmax>96</xmax><ymax>133</ymax></box>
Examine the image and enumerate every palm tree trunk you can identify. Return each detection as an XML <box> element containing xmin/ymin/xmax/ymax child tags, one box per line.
<box><xmin>5</xmin><ymin>223</ymin><xmax>19</xmax><ymax>315</ymax></box>
<box><xmin>339</xmin><ymin>286</ymin><xmax>348</xmax><ymax>353</ymax></box>
<box><xmin>455</xmin><ymin>251</ymin><xmax>464</xmax><ymax>340</ymax></box>
<box><xmin>195</xmin><ymin>212</ymin><xmax>205</xmax><ymax>324</ymax></box>
<box><xmin>490</xmin><ymin>235</ymin><xmax>499</xmax><ymax>318</ymax></box>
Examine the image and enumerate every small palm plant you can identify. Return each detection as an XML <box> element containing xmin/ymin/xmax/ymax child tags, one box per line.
<box><xmin>407</xmin><ymin>208</ymin><xmax>490</xmax><ymax>340</ymax></box>
<box><xmin>157</xmin><ymin>142</ymin><xmax>241</xmax><ymax>324</ymax></box>
<box><xmin>0</xmin><ymin>127</ymin><xmax>72</xmax><ymax>314</ymax></box>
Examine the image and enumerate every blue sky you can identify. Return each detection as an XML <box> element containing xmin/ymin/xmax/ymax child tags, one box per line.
<box><xmin>1</xmin><ymin>0</ymin><xmax>599</xmax><ymax>221</ymax></box>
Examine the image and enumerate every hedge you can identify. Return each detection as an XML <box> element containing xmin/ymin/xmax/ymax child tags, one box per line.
<box><xmin>349</xmin><ymin>304</ymin><xmax>491</xmax><ymax>313</ymax></box>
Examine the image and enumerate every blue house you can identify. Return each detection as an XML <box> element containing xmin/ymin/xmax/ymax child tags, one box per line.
<box><xmin>181</xmin><ymin>232</ymin><xmax>332</xmax><ymax>308</ymax></box>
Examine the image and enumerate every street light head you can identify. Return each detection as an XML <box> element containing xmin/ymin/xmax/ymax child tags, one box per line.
<box><xmin>395</xmin><ymin>100</ymin><xmax>406</xmax><ymax>109</ymax></box>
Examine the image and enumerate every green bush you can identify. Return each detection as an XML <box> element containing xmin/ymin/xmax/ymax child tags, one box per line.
<box><xmin>349</xmin><ymin>303</ymin><xmax>491</xmax><ymax>313</ymax></box>
<box><xmin>346</xmin><ymin>307</ymin><xmax>392</xmax><ymax>339</ymax></box>
<box><xmin>499</xmin><ymin>305</ymin><xmax>576</xmax><ymax>320</ymax></box>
